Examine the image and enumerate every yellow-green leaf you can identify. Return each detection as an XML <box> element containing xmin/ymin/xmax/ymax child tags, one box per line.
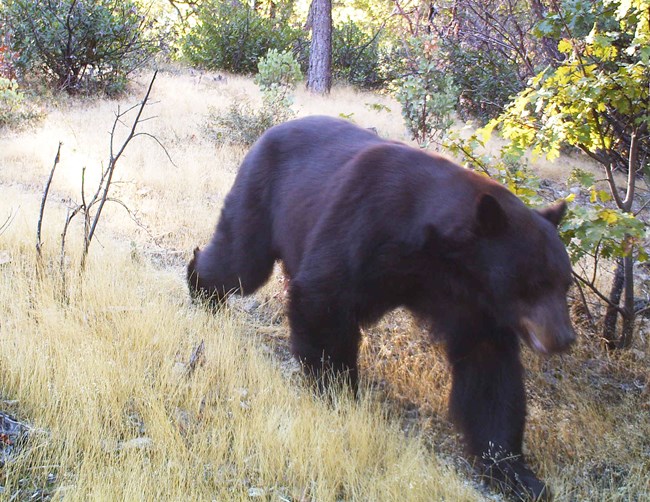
<box><xmin>600</xmin><ymin>209</ymin><xmax>619</xmax><ymax>224</ymax></box>
<box><xmin>558</xmin><ymin>38</ymin><xmax>574</xmax><ymax>54</ymax></box>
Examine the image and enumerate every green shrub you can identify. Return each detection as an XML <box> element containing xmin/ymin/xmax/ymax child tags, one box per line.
<box><xmin>255</xmin><ymin>49</ymin><xmax>302</xmax><ymax>92</ymax></box>
<box><xmin>0</xmin><ymin>77</ymin><xmax>41</xmax><ymax>128</ymax></box>
<box><xmin>207</xmin><ymin>49</ymin><xmax>299</xmax><ymax>147</ymax></box>
<box><xmin>2</xmin><ymin>0</ymin><xmax>157</xmax><ymax>95</ymax></box>
<box><xmin>255</xmin><ymin>49</ymin><xmax>302</xmax><ymax>109</ymax></box>
<box><xmin>182</xmin><ymin>1</ymin><xmax>301</xmax><ymax>75</ymax></box>
<box><xmin>394</xmin><ymin>39</ymin><xmax>458</xmax><ymax>147</ymax></box>
<box><xmin>205</xmin><ymin>101</ymin><xmax>283</xmax><ymax>147</ymax></box>
<box><xmin>332</xmin><ymin>20</ymin><xmax>386</xmax><ymax>89</ymax></box>
<box><xmin>441</xmin><ymin>43</ymin><xmax>523</xmax><ymax>123</ymax></box>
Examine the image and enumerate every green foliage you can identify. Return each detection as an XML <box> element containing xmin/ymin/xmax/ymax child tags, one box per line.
<box><xmin>445</xmin><ymin>129</ymin><xmax>648</xmax><ymax>271</ymax></box>
<box><xmin>205</xmin><ymin>100</ymin><xmax>284</xmax><ymax>147</ymax></box>
<box><xmin>534</xmin><ymin>0</ymin><xmax>616</xmax><ymax>39</ymax></box>
<box><xmin>182</xmin><ymin>1</ymin><xmax>301</xmax><ymax>74</ymax></box>
<box><xmin>255</xmin><ymin>48</ymin><xmax>302</xmax><ymax>109</ymax></box>
<box><xmin>206</xmin><ymin>49</ymin><xmax>299</xmax><ymax>147</ymax></box>
<box><xmin>332</xmin><ymin>20</ymin><xmax>387</xmax><ymax>89</ymax></box>
<box><xmin>255</xmin><ymin>49</ymin><xmax>302</xmax><ymax>90</ymax></box>
<box><xmin>491</xmin><ymin>0</ymin><xmax>649</xmax><ymax>166</ymax></box>
<box><xmin>255</xmin><ymin>49</ymin><xmax>299</xmax><ymax>125</ymax></box>
<box><xmin>181</xmin><ymin>6</ymin><xmax>394</xmax><ymax>90</ymax></box>
<box><xmin>365</xmin><ymin>102</ymin><xmax>391</xmax><ymax>113</ymax></box>
<box><xmin>0</xmin><ymin>77</ymin><xmax>41</xmax><ymax>127</ymax></box>
<box><xmin>0</xmin><ymin>77</ymin><xmax>22</xmax><ymax>115</ymax></box>
<box><xmin>445</xmin><ymin>129</ymin><xmax>543</xmax><ymax>205</ymax></box>
<box><xmin>441</xmin><ymin>42</ymin><xmax>524</xmax><ymax>123</ymax></box>
<box><xmin>2</xmin><ymin>0</ymin><xmax>158</xmax><ymax>95</ymax></box>
<box><xmin>560</xmin><ymin>192</ymin><xmax>648</xmax><ymax>265</ymax></box>
<box><xmin>394</xmin><ymin>38</ymin><xmax>458</xmax><ymax>147</ymax></box>
<box><xmin>479</xmin><ymin>0</ymin><xmax>650</xmax><ymax>273</ymax></box>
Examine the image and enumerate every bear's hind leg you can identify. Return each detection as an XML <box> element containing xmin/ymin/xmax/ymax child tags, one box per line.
<box><xmin>447</xmin><ymin>332</ymin><xmax>551</xmax><ymax>501</ymax></box>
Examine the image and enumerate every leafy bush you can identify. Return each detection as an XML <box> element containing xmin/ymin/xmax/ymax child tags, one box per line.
<box><xmin>182</xmin><ymin>1</ymin><xmax>301</xmax><ymax>75</ymax></box>
<box><xmin>332</xmin><ymin>20</ymin><xmax>385</xmax><ymax>89</ymax></box>
<box><xmin>207</xmin><ymin>49</ymin><xmax>300</xmax><ymax>146</ymax></box>
<box><xmin>2</xmin><ymin>0</ymin><xmax>157</xmax><ymax>95</ymax></box>
<box><xmin>394</xmin><ymin>38</ymin><xmax>458</xmax><ymax>147</ymax></box>
<box><xmin>255</xmin><ymin>49</ymin><xmax>302</xmax><ymax>91</ymax></box>
<box><xmin>0</xmin><ymin>77</ymin><xmax>41</xmax><ymax>128</ymax></box>
<box><xmin>205</xmin><ymin>101</ymin><xmax>283</xmax><ymax>147</ymax></box>
<box><xmin>441</xmin><ymin>43</ymin><xmax>524</xmax><ymax>123</ymax></box>
<box><xmin>487</xmin><ymin>0</ymin><xmax>650</xmax><ymax>347</ymax></box>
<box><xmin>255</xmin><ymin>49</ymin><xmax>302</xmax><ymax>110</ymax></box>
<box><xmin>445</xmin><ymin>129</ymin><xmax>648</xmax><ymax>268</ymax></box>
<box><xmin>0</xmin><ymin>22</ymin><xmax>18</xmax><ymax>79</ymax></box>
<box><xmin>0</xmin><ymin>77</ymin><xmax>23</xmax><ymax>125</ymax></box>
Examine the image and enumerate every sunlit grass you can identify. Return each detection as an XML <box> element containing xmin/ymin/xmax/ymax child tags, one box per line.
<box><xmin>0</xmin><ymin>200</ymin><xmax>476</xmax><ymax>500</ymax></box>
<box><xmin>0</xmin><ymin>68</ymin><xmax>647</xmax><ymax>500</ymax></box>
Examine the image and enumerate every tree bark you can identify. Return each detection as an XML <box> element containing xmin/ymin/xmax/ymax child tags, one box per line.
<box><xmin>602</xmin><ymin>254</ymin><xmax>636</xmax><ymax>349</ymax></box>
<box><xmin>307</xmin><ymin>0</ymin><xmax>332</xmax><ymax>94</ymax></box>
<box><xmin>602</xmin><ymin>258</ymin><xmax>624</xmax><ymax>349</ymax></box>
<box><xmin>619</xmin><ymin>254</ymin><xmax>635</xmax><ymax>348</ymax></box>
<box><xmin>529</xmin><ymin>0</ymin><xmax>563</xmax><ymax>67</ymax></box>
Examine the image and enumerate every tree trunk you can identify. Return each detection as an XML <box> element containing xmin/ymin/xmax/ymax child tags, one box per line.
<box><xmin>602</xmin><ymin>254</ymin><xmax>636</xmax><ymax>349</ymax></box>
<box><xmin>619</xmin><ymin>254</ymin><xmax>635</xmax><ymax>348</ymax></box>
<box><xmin>307</xmin><ymin>0</ymin><xmax>332</xmax><ymax>94</ymax></box>
<box><xmin>602</xmin><ymin>258</ymin><xmax>624</xmax><ymax>349</ymax></box>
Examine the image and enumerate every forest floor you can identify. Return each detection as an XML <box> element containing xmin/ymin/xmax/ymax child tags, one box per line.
<box><xmin>0</xmin><ymin>67</ymin><xmax>648</xmax><ymax>501</ymax></box>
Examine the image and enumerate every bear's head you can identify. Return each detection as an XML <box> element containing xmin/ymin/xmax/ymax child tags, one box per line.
<box><xmin>472</xmin><ymin>193</ymin><xmax>576</xmax><ymax>354</ymax></box>
<box><xmin>187</xmin><ymin>247</ymin><xmax>213</xmax><ymax>300</ymax></box>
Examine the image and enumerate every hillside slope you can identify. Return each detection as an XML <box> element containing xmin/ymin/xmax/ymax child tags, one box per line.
<box><xmin>0</xmin><ymin>69</ymin><xmax>647</xmax><ymax>501</ymax></box>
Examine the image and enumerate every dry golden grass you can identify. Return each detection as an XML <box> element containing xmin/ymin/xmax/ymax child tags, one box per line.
<box><xmin>0</xmin><ymin>68</ymin><xmax>648</xmax><ymax>501</ymax></box>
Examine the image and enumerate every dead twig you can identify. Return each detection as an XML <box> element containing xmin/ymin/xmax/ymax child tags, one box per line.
<box><xmin>186</xmin><ymin>340</ymin><xmax>206</xmax><ymax>377</ymax></box>
<box><xmin>0</xmin><ymin>209</ymin><xmax>17</xmax><ymax>237</ymax></box>
<box><xmin>80</xmin><ymin>70</ymin><xmax>159</xmax><ymax>270</ymax></box>
<box><xmin>36</xmin><ymin>142</ymin><xmax>62</xmax><ymax>258</ymax></box>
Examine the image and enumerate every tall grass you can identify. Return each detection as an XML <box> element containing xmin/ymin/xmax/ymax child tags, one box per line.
<box><xmin>0</xmin><ymin>69</ymin><xmax>647</xmax><ymax>500</ymax></box>
<box><xmin>0</xmin><ymin>194</ymin><xmax>477</xmax><ymax>500</ymax></box>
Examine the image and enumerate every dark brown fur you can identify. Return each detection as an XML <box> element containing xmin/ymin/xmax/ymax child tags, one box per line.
<box><xmin>188</xmin><ymin>116</ymin><xmax>575</xmax><ymax>501</ymax></box>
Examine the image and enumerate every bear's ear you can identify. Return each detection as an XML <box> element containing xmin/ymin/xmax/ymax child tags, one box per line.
<box><xmin>475</xmin><ymin>193</ymin><xmax>508</xmax><ymax>237</ymax></box>
<box><xmin>538</xmin><ymin>200</ymin><xmax>567</xmax><ymax>227</ymax></box>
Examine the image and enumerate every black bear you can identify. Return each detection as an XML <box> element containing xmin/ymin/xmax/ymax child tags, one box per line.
<box><xmin>188</xmin><ymin>116</ymin><xmax>575</xmax><ymax>500</ymax></box>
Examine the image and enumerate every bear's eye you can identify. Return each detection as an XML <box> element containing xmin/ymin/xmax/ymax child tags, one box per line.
<box><xmin>519</xmin><ymin>277</ymin><xmax>553</xmax><ymax>299</ymax></box>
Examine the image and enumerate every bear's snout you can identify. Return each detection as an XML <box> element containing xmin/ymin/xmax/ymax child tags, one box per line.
<box><xmin>520</xmin><ymin>296</ymin><xmax>576</xmax><ymax>354</ymax></box>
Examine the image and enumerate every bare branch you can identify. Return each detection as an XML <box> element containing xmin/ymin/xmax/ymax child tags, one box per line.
<box><xmin>622</xmin><ymin>128</ymin><xmax>641</xmax><ymax>212</ymax></box>
<box><xmin>0</xmin><ymin>210</ymin><xmax>18</xmax><ymax>237</ymax></box>
<box><xmin>132</xmin><ymin>132</ymin><xmax>178</xmax><ymax>167</ymax></box>
<box><xmin>573</xmin><ymin>279</ymin><xmax>595</xmax><ymax>327</ymax></box>
<box><xmin>89</xmin><ymin>196</ymin><xmax>155</xmax><ymax>240</ymax></box>
<box><xmin>60</xmin><ymin>204</ymin><xmax>82</xmax><ymax>297</ymax></box>
<box><xmin>36</xmin><ymin>142</ymin><xmax>63</xmax><ymax>257</ymax></box>
<box><xmin>572</xmin><ymin>271</ymin><xmax>625</xmax><ymax>314</ymax></box>
<box><xmin>186</xmin><ymin>340</ymin><xmax>206</xmax><ymax>377</ymax></box>
<box><xmin>633</xmin><ymin>196</ymin><xmax>650</xmax><ymax>216</ymax></box>
<box><xmin>83</xmin><ymin>70</ymin><xmax>159</xmax><ymax>268</ymax></box>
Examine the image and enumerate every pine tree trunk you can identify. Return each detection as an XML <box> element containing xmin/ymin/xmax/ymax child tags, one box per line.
<box><xmin>307</xmin><ymin>0</ymin><xmax>332</xmax><ymax>94</ymax></box>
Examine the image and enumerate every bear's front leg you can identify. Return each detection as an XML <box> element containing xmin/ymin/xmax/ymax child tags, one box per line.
<box><xmin>288</xmin><ymin>279</ymin><xmax>361</xmax><ymax>392</ymax></box>
<box><xmin>447</xmin><ymin>332</ymin><xmax>551</xmax><ymax>501</ymax></box>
